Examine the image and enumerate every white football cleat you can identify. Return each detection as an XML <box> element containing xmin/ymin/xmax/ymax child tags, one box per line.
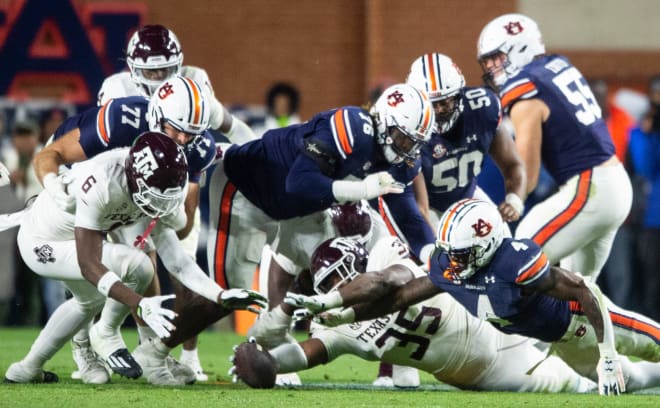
<box><xmin>275</xmin><ymin>372</ymin><xmax>302</xmax><ymax>386</ymax></box>
<box><xmin>71</xmin><ymin>338</ymin><xmax>111</xmax><ymax>384</ymax></box>
<box><xmin>392</xmin><ymin>365</ymin><xmax>420</xmax><ymax>388</ymax></box>
<box><xmin>89</xmin><ymin>323</ymin><xmax>141</xmax><ymax>379</ymax></box>
<box><xmin>166</xmin><ymin>355</ymin><xmax>197</xmax><ymax>384</ymax></box>
<box><xmin>4</xmin><ymin>361</ymin><xmax>59</xmax><ymax>383</ymax></box>
<box><xmin>132</xmin><ymin>339</ymin><xmax>184</xmax><ymax>386</ymax></box>
<box><xmin>179</xmin><ymin>355</ymin><xmax>208</xmax><ymax>382</ymax></box>
<box><xmin>372</xmin><ymin>376</ymin><xmax>394</xmax><ymax>387</ymax></box>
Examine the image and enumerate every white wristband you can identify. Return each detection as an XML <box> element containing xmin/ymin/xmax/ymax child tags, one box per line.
<box><xmin>505</xmin><ymin>193</ymin><xmax>524</xmax><ymax>214</ymax></box>
<box><xmin>598</xmin><ymin>342</ymin><xmax>617</xmax><ymax>357</ymax></box>
<box><xmin>97</xmin><ymin>271</ymin><xmax>120</xmax><ymax>297</ymax></box>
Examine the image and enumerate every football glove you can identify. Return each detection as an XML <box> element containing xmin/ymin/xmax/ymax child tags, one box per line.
<box><xmin>219</xmin><ymin>289</ymin><xmax>268</xmax><ymax>312</ymax></box>
<box><xmin>313</xmin><ymin>308</ymin><xmax>356</xmax><ymax>327</ymax></box>
<box><xmin>283</xmin><ymin>292</ymin><xmax>341</xmax><ymax>314</ymax></box>
<box><xmin>364</xmin><ymin>171</ymin><xmax>405</xmax><ymax>200</ymax></box>
<box><xmin>43</xmin><ymin>172</ymin><xmax>75</xmax><ymax>211</ymax></box>
<box><xmin>136</xmin><ymin>294</ymin><xmax>177</xmax><ymax>339</ymax></box>
<box><xmin>247</xmin><ymin>305</ymin><xmax>293</xmax><ymax>349</ymax></box>
<box><xmin>597</xmin><ymin>351</ymin><xmax>625</xmax><ymax>396</ymax></box>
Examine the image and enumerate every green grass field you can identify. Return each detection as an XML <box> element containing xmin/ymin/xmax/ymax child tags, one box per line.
<box><xmin>1</xmin><ymin>327</ymin><xmax>658</xmax><ymax>408</ymax></box>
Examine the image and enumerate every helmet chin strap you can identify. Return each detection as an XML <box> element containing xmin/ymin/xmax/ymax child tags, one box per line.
<box><xmin>133</xmin><ymin>218</ymin><xmax>159</xmax><ymax>249</ymax></box>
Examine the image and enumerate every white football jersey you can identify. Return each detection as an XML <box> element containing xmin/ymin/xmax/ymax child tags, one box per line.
<box><xmin>25</xmin><ymin>148</ymin><xmax>184</xmax><ymax>241</ymax></box>
<box><xmin>312</xmin><ymin>236</ymin><xmax>500</xmax><ymax>384</ymax></box>
<box><xmin>97</xmin><ymin>65</ymin><xmax>215</xmax><ymax>105</ymax></box>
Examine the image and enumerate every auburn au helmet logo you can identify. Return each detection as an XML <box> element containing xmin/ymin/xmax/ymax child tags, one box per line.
<box><xmin>472</xmin><ymin>218</ymin><xmax>492</xmax><ymax>237</ymax></box>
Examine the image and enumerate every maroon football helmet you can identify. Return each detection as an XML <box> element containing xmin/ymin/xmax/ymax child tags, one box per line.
<box><xmin>125</xmin><ymin>131</ymin><xmax>188</xmax><ymax>218</ymax></box>
<box><xmin>126</xmin><ymin>25</ymin><xmax>183</xmax><ymax>96</ymax></box>
<box><xmin>310</xmin><ymin>237</ymin><xmax>369</xmax><ymax>295</ymax></box>
<box><xmin>328</xmin><ymin>201</ymin><xmax>373</xmax><ymax>244</ymax></box>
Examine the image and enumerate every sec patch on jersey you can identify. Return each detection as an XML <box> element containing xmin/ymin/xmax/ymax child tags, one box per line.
<box><xmin>233</xmin><ymin>341</ymin><xmax>277</xmax><ymax>388</ymax></box>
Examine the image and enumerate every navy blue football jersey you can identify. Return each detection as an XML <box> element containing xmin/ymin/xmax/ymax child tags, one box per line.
<box><xmin>499</xmin><ymin>55</ymin><xmax>614</xmax><ymax>185</ymax></box>
<box><xmin>53</xmin><ymin>96</ymin><xmax>215</xmax><ymax>183</ymax></box>
<box><xmin>428</xmin><ymin>237</ymin><xmax>571</xmax><ymax>342</ymax></box>
<box><xmin>420</xmin><ymin>86</ymin><xmax>502</xmax><ymax>212</ymax></box>
<box><xmin>224</xmin><ymin>106</ymin><xmax>413</xmax><ymax>220</ymax></box>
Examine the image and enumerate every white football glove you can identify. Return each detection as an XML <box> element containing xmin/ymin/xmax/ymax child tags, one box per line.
<box><xmin>283</xmin><ymin>292</ymin><xmax>338</xmax><ymax>314</ymax></box>
<box><xmin>247</xmin><ymin>305</ymin><xmax>293</xmax><ymax>349</ymax></box>
<box><xmin>136</xmin><ymin>294</ymin><xmax>177</xmax><ymax>339</ymax></box>
<box><xmin>43</xmin><ymin>172</ymin><xmax>75</xmax><ymax>211</ymax></box>
<box><xmin>313</xmin><ymin>308</ymin><xmax>356</xmax><ymax>327</ymax></box>
<box><xmin>219</xmin><ymin>288</ymin><xmax>268</xmax><ymax>313</ymax></box>
<box><xmin>597</xmin><ymin>346</ymin><xmax>625</xmax><ymax>396</ymax></box>
<box><xmin>0</xmin><ymin>161</ymin><xmax>10</xmax><ymax>187</ymax></box>
<box><xmin>363</xmin><ymin>171</ymin><xmax>405</xmax><ymax>200</ymax></box>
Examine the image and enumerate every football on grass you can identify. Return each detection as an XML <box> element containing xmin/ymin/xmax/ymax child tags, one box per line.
<box><xmin>233</xmin><ymin>341</ymin><xmax>277</xmax><ymax>388</ymax></box>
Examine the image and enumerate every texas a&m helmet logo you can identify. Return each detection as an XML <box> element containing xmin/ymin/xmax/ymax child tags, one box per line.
<box><xmin>471</xmin><ymin>218</ymin><xmax>492</xmax><ymax>237</ymax></box>
<box><xmin>131</xmin><ymin>146</ymin><xmax>159</xmax><ymax>180</ymax></box>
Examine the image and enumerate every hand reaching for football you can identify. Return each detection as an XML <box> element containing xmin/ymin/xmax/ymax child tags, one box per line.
<box><xmin>229</xmin><ymin>337</ymin><xmax>277</xmax><ymax>389</ymax></box>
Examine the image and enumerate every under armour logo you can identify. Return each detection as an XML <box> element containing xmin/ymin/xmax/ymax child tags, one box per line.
<box><xmin>131</xmin><ymin>147</ymin><xmax>159</xmax><ymax>180</ymax></box>
<box><xmin>472</xmin><ymin>218</ymin><xmax>492</xmax><ymax>237</ymax></box>
<box><xmin>485</xmin><ymin>275</ymin><xmax>495</xmax><ymax>284</ymax></box>
<box><xmin>387</xmin><ymin>90</ymin><xmax>405</xmax><ymax>107</ymax></box>
<box><xmin>34</xmin><ymin>244</ymin><xmax>56</xmax><ymax>264</ymax></box>
<box><xmin>504</xmin><ymin>21</ymin><xmax>524</xmax><ymax>35</ymax></box>
<box><xmin>158</xmin><ymin>82</ymin><xmax>174</xmax><ymax>99</ymax></box>
<box><xmin>466</xmin><ymin>134</ymin><xmax>477</xmax><ymax>143</ymax></box>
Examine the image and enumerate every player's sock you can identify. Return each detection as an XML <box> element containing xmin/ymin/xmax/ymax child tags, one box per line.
<box><xmin>96</xmin><ymin>298</ymin><xmax>131</xmax><ymax>336</ymax></box>
<box><xmin>137</xmin><ymin>325</ymin><xmax>157</xmax><ymax>343</ymax></box>
<box><xmin>24</xmin><ymin>298</ymin><xmax>92</xmax><ymax>369</ymax></box>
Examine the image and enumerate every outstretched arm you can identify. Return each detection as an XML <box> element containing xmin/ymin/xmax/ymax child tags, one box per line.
<box><xmin>489</xmin><ymin>126</ymin><xmax>527</xmax><ymax>221</ymax></box>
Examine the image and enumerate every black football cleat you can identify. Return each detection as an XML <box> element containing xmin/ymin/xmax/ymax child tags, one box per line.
<box><xmin>106</xmin><ymin>348</ymin><xmax>142</xmax><ymax>379</ymax></box>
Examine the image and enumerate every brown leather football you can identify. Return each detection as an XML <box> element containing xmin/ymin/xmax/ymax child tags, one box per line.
<box><xmin>233</xmin><ymin>341</ymin><xmax>277</xmax><ymax>389</ymax></box>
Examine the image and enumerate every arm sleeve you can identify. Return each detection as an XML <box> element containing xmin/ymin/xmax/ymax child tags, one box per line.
<box><xmin>153</xmin><ymin>227</ymin><xmax>222</xmax><ymax>303</ymax></box>
<box><xmin>286</xmin><ymin>152</ymin><xmax>336</xmax><ymax>205</ymax></box>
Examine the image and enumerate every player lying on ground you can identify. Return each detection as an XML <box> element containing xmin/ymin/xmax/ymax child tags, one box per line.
<box><xmin>285</xmin><ymin>199</ymin><xmax>660</xmax><ymax>395</ymax></box>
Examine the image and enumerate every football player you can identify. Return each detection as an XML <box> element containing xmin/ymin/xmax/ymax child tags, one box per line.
<box><xmin>195</xmin><ymin>84</ymin><xmax>432</xmax><ymax>355</ymax></box>
<box><xmin>477</xmin><ymin>14</ymin><xmax>632</xmax><ymax>282</ymax></box>
<box><xmin>27</xmin><ymin>76</ymin><xmax>234</xmax><ymax>385</ymax></box>
<box><xmin>237</xmin><ymin>236</ymin><xmax>595</xmax><ymax>392</ymax></box>
<box><xmin>3</xmin><ymin>132</ymin><xmax>265</xmax><ymax>385</ymax></box>
<box><xmin>207</xmin><ymin>82</ymin><xmax>435</xmax><ymax>294</ymax></box>
<box><xmin>286</xmin><ymin>199</ymin><xmax>660</xmax><ymax>395</ymax></box>
<box><xmin>248</xmin><ymin>201</ymin><xmax>421</xmax><ymax>387</ymax></box>
<box><xmin>96</xmin><ymin>25</ymin><xmax>256</xmax><ymax>381</ymax></box>
<box><xmin>405</xmin><ymin>53</ymin><xmax>526</xmax><ymax>227</ymax></box>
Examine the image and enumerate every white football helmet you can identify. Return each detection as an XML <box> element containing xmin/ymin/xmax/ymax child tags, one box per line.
<box><xmin>370</xmin><ymin>83</ymin><xmax>434</xmax><ymax>164</ymax></box>
<box><xmin>406</xmin><ymin>53</ymin><xmax>466</xmax><ymax>134</ymax></box>
<box><xmin>435</xmin><ymin>199</ymin><xmax>504</xmax><ymax>280</ymax></box>
<box><xmin>126</xmin><ymin>25</ymin><xmax>183</xmax><ymax>96</ymax></box>
<box><xmin>477</xmin><ymin>14</ymin><xmax>545</xmax><ymax>89</ymax></box>
<box><xmin>147</xmin><ymin>75</ymin><xmax>211</xmax><ymax>137</ymax></box>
